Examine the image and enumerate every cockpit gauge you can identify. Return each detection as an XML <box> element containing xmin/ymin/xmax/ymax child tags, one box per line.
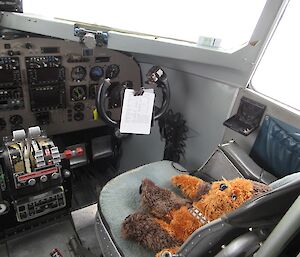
<box><xmin>9</xmin><ymin>115</ymin><xmax>23</xmax><ymax>126</ymax></box>
<box><xmin>90</xmin><ymin>66</ymin><xmax>104</xmax><ymax>81</ymax></box>
<box><xmin>70</xmin><ymin>86</ymin><xmax>87</xmax><ymax>101</ymax></box>
<box><xmin>0</xmin><ymin>202</ymin><xmax>8</xmax><ymax>215</ymax></box>
<box><xmin>73</xmin><ymin>102</ymin><xmax>85</xmax><ymax>112</ymax></box>
<box><xmin>71</xmin><ymin>66</ymin><xmax>87</xmax><ymax>82</ymax></box>
<box><xmin>74</xmin><ymin>112</ymin><xmax>84</xmax><ymax>121</ymax></box>
<box><xmin>105</xmin><ymin>64</ymin><xmax>120</xmax><ymax>79</ymax></box>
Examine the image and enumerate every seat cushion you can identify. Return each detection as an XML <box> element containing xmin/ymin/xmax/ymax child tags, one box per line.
<box><xmin>99</xmin><ymin>160</ymin><xmax>186</xmax><ymax>257</ymax></box>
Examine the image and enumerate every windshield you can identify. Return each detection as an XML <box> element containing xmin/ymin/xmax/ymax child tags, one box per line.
<box><xmin>23</xmin><ymin>0</ymin><xmax>267</xmax><ymax>49</ymax></box>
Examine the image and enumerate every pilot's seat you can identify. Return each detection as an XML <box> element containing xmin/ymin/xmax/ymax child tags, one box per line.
<box><xmin>95</xmin><ymin>116</ymin><xmax>300</xmax><ymax>257</ymax></box>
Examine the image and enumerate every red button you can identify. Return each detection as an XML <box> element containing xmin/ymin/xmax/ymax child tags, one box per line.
<box><xmin>76</xmin><ymin>147</ymin><xmax>84</xmax><ymax>157</ymax></box>
<box><xmin>64</xmin><ymin>149</ymin><xmax>73</xmax><ymax>159</ymax></box>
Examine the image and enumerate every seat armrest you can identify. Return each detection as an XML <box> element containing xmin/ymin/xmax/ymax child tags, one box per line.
<box><xmin>219</xmin><ymin>141</ymin><xmax>277</xmax><ymax>184</ymax></box>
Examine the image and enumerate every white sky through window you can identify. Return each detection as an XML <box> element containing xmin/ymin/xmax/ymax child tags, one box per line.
<box><xmin>23</xmin><ymin>0</ymin><xmax>266</xmax><ymax>49</ymax></box>
<box><xmin>252</xmin><ymin>0</ymin><xmax>300</xmax><ymax>110</ymax></box>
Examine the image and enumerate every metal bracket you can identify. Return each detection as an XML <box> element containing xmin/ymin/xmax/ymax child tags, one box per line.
<box><xmin>74</xmin><ymin>25</ymin><xmax>108</xmax><ymax>47</ymax></box>
<box><xmin>0</xmin><ymin>12</ymin><xmax>79</xmax><ymax>42</ymax></box>
<box><xmin>68</xmin><ymin>236</ymin><xmax>98</xmax><ymax>257</ymax></box>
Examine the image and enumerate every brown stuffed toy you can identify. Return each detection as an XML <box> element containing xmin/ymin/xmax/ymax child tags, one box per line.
<box><xmin>121</xmin><ymin>174</ymin><xmax>271</xmax><ymax>256</ymax></box>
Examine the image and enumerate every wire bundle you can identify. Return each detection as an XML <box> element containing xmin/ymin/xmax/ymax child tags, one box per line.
<box><xmin>159</xmin><ymin>109</ymin><xmax>188</xmax><ymax>162</ymax></box>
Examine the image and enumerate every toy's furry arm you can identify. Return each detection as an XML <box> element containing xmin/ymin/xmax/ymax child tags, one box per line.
<box><xmin>172</xmin><ymin>174</ymin><xmax>211</xmax><ymax>200</ymax></box>
<box><xmin>122</xmin><ymin>212</ymin><xmax>181</xmax><ymax>253</ymax></box>
<box><xmin>140</xmin><ymin>179</ymin><xmax>189</xmax><ymax>220</ymax></box>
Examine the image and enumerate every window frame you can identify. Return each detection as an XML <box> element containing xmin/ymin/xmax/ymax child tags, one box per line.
<box><xmin>248</xmin><ymin>0</ymin><xmax>300</xmax><ymax>111</ymax></box>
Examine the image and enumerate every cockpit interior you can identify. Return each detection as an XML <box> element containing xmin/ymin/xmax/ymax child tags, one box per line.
<box><xmin>0</xmin><ymin>0</ymin><xmax>300</xmax><ymax>257</ymax></box>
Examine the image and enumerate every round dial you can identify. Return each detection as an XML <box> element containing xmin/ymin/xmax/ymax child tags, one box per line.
<box><xmin>0</xmin><ymin>202</ymin><xmax>8</xmax><ymax>215</ymax></box>
<box><xmin>74</xmin><ymin>102</ymin><xmax>85</xmax><ymax>112</ymax></box>
<box><xmin>106</xmin><ymin>64</ymin><xmax>120</xmax><ymax>79</ymax></box>
<box><xmin>71</xmin><ymin>66</ymin><xmax>87</xmax><ymax>82</ymax></box>
<box><xmin>74</xmin><ymin>112</ymin><xmax>84</xmax><ymax>121</ymax></box>
<box><xmin>0</xmin><ymin>118</ymin><xmax>6</xmax><ymax>131</ymax></box>
<box><xmin>9</xmin><ymin>115</ymin><xmax>23</xmax><ymax>126</ymax></box>
<box><xmin>71</xmin><ymin>86</ymin><xmax>86</xmax><ymax>101</ymax></box>
<box><xmin>90</xmin><ymin>66</ymin><xmax>104</xmax><ymax>81</ymax></box>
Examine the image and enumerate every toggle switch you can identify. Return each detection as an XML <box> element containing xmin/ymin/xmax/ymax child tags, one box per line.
<box><xmin>93</xmin><ymin>108</ymin><xmax>99</xmax><ymax>121</ymax></box>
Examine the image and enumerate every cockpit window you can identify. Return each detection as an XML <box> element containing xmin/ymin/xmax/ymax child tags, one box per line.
<box><xmin>23</xmin><ymin>0</ymin><xmax>266</xmax><ymax>50</ymax></box>
<box><xmin>251</xmin><ymin>0</ymin><xmax>300</xmax><ymax>111</ymax></box>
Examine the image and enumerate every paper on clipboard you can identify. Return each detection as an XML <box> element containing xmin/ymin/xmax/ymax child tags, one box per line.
<box><xmin>120</xmin><ymin>89</ymin><xmax>155</xmax><ymax>134</ymax></box>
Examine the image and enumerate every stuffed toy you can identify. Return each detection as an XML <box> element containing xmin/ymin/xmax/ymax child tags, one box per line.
<box><xmin>121</xmin><ymin>174</ymin><xmax>271</xmax><ymax>256</ymax></box>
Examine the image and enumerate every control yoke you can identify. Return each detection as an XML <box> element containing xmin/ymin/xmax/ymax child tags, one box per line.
<box><xmin>96</xmin><ymin>66</ymin><xmax>170</xmax><ymax>128</ymax></box>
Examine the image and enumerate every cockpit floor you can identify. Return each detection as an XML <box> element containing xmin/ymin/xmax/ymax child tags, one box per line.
<box><xmin>1</xmin><ymin>219</ymin><xmax>76</xmax><ymax>257</ymax></box>
<box><xmin>0</xmin><ymin>204</ymin><xmax>102</xmax><ymax>257</ymax></box>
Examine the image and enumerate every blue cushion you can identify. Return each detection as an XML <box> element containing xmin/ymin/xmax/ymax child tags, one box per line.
<box><xmin>250</xmin><ymin>116</ymin><xmax>300</xmax><ymax>178</ymax></box>
<box><xmin>99</xmin><ymin>161</ymin><xmax>186</xmax><ymax>257</ymax></box>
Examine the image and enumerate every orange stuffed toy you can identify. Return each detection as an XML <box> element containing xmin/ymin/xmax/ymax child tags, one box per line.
<box><xmin>121</xmin><ymin>174</ymin><xmax>270</xmax><ymax>256</ymax></box>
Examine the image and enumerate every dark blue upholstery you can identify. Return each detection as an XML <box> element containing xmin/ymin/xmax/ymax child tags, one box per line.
<box><xmin>250</xmin><ymin>116</ymin><xmax>300</xmax><ymax>178</ymax></box>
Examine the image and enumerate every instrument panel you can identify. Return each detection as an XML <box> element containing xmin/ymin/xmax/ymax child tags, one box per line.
<box><xmin>0</xmin><ymin>37</ymin><xmax>142</xmax><ymax>137</ymax></box>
